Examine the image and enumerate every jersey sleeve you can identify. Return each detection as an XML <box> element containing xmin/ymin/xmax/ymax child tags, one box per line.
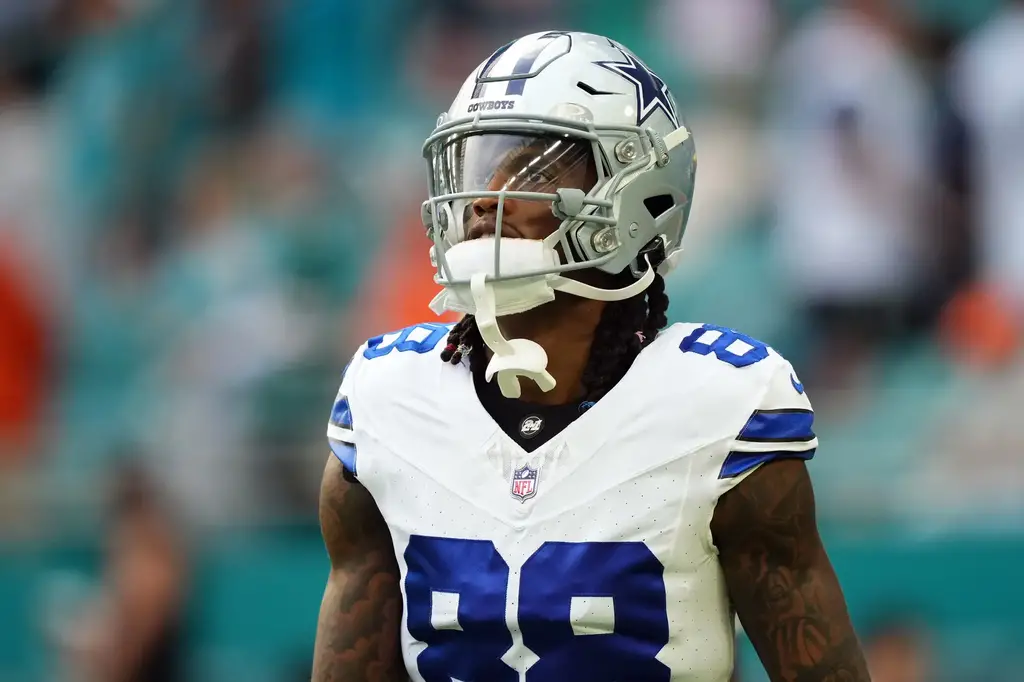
<box><xmin>326</xmin><ymin>346</ymin><xmax>366</xmax><ymax>476</ymax></box>
<box><xmin>719</xmin><ymin>356</ymin><xmax>818</xmax><ymax>480</ymax></box>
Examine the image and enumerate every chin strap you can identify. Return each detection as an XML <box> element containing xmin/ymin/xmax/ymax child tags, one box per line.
<box><xmin>551</xmin><ymin>257</ymin><xmax>655</xmax><ymax>301</ymax></box>
<box><xmin>470</xmin><ymin>273</ymin><xmax>556</xmax><ymax>399</ymax></box>
<box><xmin>461</xmin><ymin>256</ymin><xmax>658</xmax><ymax>399</ymax></box>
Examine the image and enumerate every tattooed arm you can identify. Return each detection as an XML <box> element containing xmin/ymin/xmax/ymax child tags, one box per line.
<box><xmin>312</xmin><ymin>455</ymin><xmax>406</xmax><ymax>682</ymax></box>
<box><xmin>712</xmin><ymin>459</ymin><xmax>871</xmax><ymax>682</ymax></box>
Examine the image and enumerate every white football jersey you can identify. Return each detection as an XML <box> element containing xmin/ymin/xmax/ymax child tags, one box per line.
<box><xmin>326</xmin><ymin>321</ymin><xmax>817</xmax><ymax>682</ymax></box>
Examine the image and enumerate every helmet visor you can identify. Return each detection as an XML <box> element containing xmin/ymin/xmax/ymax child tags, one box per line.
<box><xmin>431</xmin><ymin>132</ymin><xmax>595</xmax><ymax>198</ymax></box>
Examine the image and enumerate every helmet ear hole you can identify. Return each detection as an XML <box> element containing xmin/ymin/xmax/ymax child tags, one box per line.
<box><xmin>630</xmin><ymin>236</ymin><xmax>667</xmax><ymax>278</ymax></box>
<box><xmin>643</xmin><ymin>194</ymin><xmax>674</xmax><ymax>219</ymax></box>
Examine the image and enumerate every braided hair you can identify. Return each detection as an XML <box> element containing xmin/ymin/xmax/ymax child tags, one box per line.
<box><xmin>439</xmin><ymin>271</ymin><xmax>669</xmax><ymax>403</ymax></box>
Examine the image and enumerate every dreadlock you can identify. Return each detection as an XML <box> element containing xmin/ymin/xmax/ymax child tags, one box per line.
<box><xmin>439</xmin><ymin>272</ymin><xmax>670</xmax><ymax>403</ymax></box>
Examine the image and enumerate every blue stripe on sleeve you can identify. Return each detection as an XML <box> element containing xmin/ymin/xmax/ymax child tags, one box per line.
<box><xmin>329</xmin><ymin>440</ymin><xmax>357</xmax><ymax>475</ymax></box>
<box><xmin>330</xmin><ymin>395</ymin><xmax>353</xmax><ymax>430</ymax></box>
<box><xmin>719</xmin><ymin>448</ymin><xmax>816</xmax><ymax>479</ymax></box>
<box><xmin>737</xmin><ymin>409</ymin><xmax>815</xmax><ymax>443</ymax></box>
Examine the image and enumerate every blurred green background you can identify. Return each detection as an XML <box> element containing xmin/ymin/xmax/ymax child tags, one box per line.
<box><xmin>2</xmin><ymin>0</ymin><xmax>1023</xmax><ymax>680</ymax></box>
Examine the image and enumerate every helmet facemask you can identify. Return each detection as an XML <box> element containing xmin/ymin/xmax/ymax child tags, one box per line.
<box><xmin>425</xmin><ymin>127</ymin><xmax>618</xmax><ymax>283</ymax></box>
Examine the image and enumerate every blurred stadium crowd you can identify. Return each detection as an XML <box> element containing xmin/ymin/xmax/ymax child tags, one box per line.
<box><xmin>1</xmin><ymin>0</ymin><xmax>1024</xmax><ymax>680</ymax></box>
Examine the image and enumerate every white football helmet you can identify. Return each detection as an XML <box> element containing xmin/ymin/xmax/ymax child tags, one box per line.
<box><xmin>420</xmin><ymin>31</ymin><xmax>697</xmax><ymax>397</ymax></box>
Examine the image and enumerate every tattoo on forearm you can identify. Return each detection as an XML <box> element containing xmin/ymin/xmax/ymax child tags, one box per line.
<box><xmin>714</xmin><ymin>461</ymin><xmax>871</xmax><ymax>682</ymax></box>
<box><xmin>312</xmin><ymin>460</ymin><xmax>405</xmax><ymax>682</ymax></box>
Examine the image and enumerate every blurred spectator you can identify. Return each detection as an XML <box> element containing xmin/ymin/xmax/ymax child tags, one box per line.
<box><xmin>915</xmin><ymin>27</ymin><xmax>977</xmax><ymax>332</ymax></box>
<box><xmin>200</xmin><ymin>0</ymin><xmax>268</xmax><ymax>131</ymax></box>
<box><xmin>0</xmin><ymin>23</ymin><xmax>60</xmax><ymax>464</ymax></box>
<box><xmin>265</xmin><ymin>0</ymin><xmax>404</xmax><ymax>128</ymax></box>
<box><xmin>0</xmin><ymin>242</ymin><xmax>53</xmax><ymax>463</ymax></box>
<box><xmin>132</xmin><ymin>143</ymin><xmax>316</xmax><ymax>527</ymax></box>
<box><xmin>764</xmin><ymin>0</ymin><xmax>935</xmax><ymax>397</ymax></box>
<box><xmin>863</xmin><ymin>615</ymin><xmax>934</xmax><ymax>682</ymax></box>
<box><xmin>58</xmin><ymin>460</ymin><xmax>189</xmax><ymax>682</ymax></box>
<box><xmin>44</xmin><ymin>206</ymin><xmax>164</xmax><ymax>519</ymax></box>
<box><xmin>650</xmin><ymin>0</ymin><xmax>777</xmax><ymax>98</ymax></box>
<box><xmin>939</xmin><ymin>282</ymin><xmax>1020</xmax><ymax>368</ymax></box>
<box><xmin>948</xmin><ymin>0</ymin><xmax>1024</xmax><ymax>362</ymax></box>
<box><xmin>49</xmin><ymin>0</ymin><xmax>203</xmax><ymax>247</ymax></box>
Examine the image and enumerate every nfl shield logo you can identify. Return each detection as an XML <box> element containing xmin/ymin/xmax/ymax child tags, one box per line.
<box><xmin>511</xmin><ymin>465</ymin><xmax>538</xmax><ymax>503</ymax></box>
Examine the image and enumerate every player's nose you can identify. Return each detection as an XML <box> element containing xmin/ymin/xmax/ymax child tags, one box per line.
<box><xmin>472</xmin><ymin>192</ymin><xmax>518</xmax><ymax>219</ymax></box>
<box><xmin>472</xmin><ymin>194</ymin><xmax>497</xmax><ymax>218</ymax></box>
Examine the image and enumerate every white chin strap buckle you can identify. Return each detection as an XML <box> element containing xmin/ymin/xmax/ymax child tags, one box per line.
<box><xmin>470</xmin><ymin>273</ymin><xmax>556</xmax><ymax>399</ymax></box>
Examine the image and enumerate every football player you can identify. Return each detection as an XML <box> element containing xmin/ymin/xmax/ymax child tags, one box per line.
<box><xmin>312</xmin><ymin>31</ymin><xmax>870</xmax><ymax>682</ymax></box>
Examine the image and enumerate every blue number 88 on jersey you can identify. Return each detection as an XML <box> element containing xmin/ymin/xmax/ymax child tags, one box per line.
<box><xmin>404</xmin><ymin>535</ymin><xmax>672</xmax><ymax>681</ymax></box>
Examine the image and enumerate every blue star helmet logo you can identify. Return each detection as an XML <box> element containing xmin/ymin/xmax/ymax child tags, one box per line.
<box><xmin>594</xmin><ymin>40</ymin><xmax>679</xmax><ymax>128</ymax></box>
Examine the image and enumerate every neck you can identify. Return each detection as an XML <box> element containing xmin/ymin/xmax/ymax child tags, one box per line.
<box><xmin>492</xmin><ymin>296</ymin><xmax>605</xmax><ymax>405</ymax></box>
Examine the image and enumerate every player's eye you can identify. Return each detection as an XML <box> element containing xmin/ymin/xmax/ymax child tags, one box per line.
<box><xmin>522</xmin><ymin>169</ymin><xmax>556</xmax><ymax>186</ymax></box>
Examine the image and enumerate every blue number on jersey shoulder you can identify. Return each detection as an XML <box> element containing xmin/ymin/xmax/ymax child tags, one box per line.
<box><xmin>362</xmin><ymin>323</ymin><xmax>452</xmax><ymax>360</ymax></box>
<box><xmin>404</xmin><ymin>536</ymin><xmax>670</xmax><ymax>682</ymax></box>
<box><xmin>679</xmin><ymin>323</ymin><xmax>769</xmax><ymax>368</ymax></box>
